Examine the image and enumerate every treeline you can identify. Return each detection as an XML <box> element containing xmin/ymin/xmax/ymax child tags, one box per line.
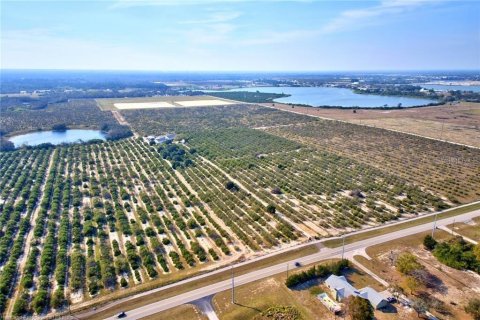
<box><xmin>0</xmin><ymin>99</ymin><xmax>119</xmax><ymax>136</ymax></box>
<box><xmin>285</xmin><ymin>259</ymin><xmax>349</xmax><ymax>288</ymax></box>
<box><xmin>205</xmin><ymin>91</ymin><xmax>290</xmax><ymax>103</ymax></box>
<box><xmin>353</xmin><ymin>84</ymin><xmax>440</xmax><ymax>99</ymax></box>
<box><xmin>425</xmin><ymin>235</ymin><xmax>480</xmax><ymax>273</ymax></box>
<box><xmin>103</xmin><ymin>124</ymin><xmax>133</xmax><ymax>141</ymax></box>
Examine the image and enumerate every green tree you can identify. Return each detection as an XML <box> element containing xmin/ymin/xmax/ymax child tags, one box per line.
<box><xmin>395</xmin><ymin>252</ymin><xmax>423</xmax><ymax>274</ymax></box>
<box><xmin>403</xmin><ymin>276</ymin><xmax>420</xmax><ymax>295</ymax></box>
<box><xmin>51</xmin><ymin>288</ymin><xmax>66</xmax><ymax>309</ymax></box>
<box><xmin>266</xmin><ymin>204</ymin><xmax>276</xmax><ymax>214</ymax></box>
<box><xmin>120</xmin><ymin>277</ymin><xmax>128</xmax><ymax>288</ymax></box>
<box><xmin>411</xmin><ymin>297</ymin><xmax>428</xmax><ymax>317</ymax></box>
<box><xmin>423</xmin><ymin>235</ymin><xmax>437</xmax><ymax>251</ymax></box>
<box><xmin>225</xmin><ymin>181</ymin><xmax>239</xmax><ymax>192</ymax></box>
<box><xmin>346</xmin><ymin>296</ymin><xmax>374</xmax><ymax>320</ymax></box>
<box><xmin>474</xmin><ymin>244</ymin><xmax>480</xmax><ymax>261</ymax></box>
<box><xmin>12</xmin><ymin>292</ymin><xmax>30</xmax><ymax>316</ymax></box>
<box><xmin>0</xmin><ymin>139</ymin><xmax>15</xmax><ymax>151</ymax></box>
<box><xmin>465</xmin><ymin>298</ymin><xmax>480</xmax><ymax>320</ymax></box>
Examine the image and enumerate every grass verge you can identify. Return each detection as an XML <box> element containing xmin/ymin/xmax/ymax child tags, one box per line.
<box><xmin>139</xmin><ymin>304</ymin><xmax>207</xmax><ymax>320</ymax></box>
<box><xmin>323</xmin><ymin>202</ymin><xmax>480</xmax><ymax>248</ymax></box>
<box><xmin>447</xmin><ymin>216</ymin><xmax>480</xmax><ymax>242</ymax></box>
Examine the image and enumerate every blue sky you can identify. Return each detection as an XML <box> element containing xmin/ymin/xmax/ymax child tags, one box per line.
<box><xmin>1</xmin><ymin>0</ymin><xmax>479</xmax><ymax>71</ymax></box>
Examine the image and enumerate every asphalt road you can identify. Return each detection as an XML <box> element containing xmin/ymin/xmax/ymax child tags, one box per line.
<box><xmin>102</xmin><ymin>208</ymin><xmax>480</xmax><ymax>320</ymax></box>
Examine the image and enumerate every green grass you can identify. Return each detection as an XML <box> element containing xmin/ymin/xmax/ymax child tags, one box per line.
<box><xmin>324</xmin><ymin>202</ymin><xmax>480</xmax><ymax>248</ymax></box>
<box><xmin>140</xmin><ymin>304</ymin><xmax>207</xmax><ymax>320</ymax></box>
<box><xmin>447</xmin><ymin>216</ymin><xmax>480</xmax><ymax>241</ymax></box>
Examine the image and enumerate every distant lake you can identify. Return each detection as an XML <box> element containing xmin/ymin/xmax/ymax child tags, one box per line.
<box><xmin>208</xmin><ymin>86</ymin><xmax>437</xmax><ymax>108</ymax></box>
<box><xmin>419</xmin><ymin>84</ymin><xmax>480</xmax><ymax>92</ymax></box>
<box><xmin>9</xmin><ymin>129</ymin><xmax>106</xmax><ymax>147</ymax></box>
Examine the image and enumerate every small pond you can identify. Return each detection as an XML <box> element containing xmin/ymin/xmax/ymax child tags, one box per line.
<box><xmin>9</xmin><ymin>129</ymin><xmax>106</xmax><ymax>147</ymax></box>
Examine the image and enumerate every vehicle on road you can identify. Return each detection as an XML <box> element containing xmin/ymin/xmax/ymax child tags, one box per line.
<box><xmin>294</xmin><ymin>262</ymin><xmax>301</xmax><ymax>267</ymax></box>
<box><xmin>117</xmin><ymin>311</ymin><xmax>127</xmax><ymax>318</ymax></box>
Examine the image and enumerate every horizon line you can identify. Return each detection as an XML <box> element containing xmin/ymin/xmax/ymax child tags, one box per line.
<box><xmin>2</xmin><ymin>68</ymin><xmax>479</xmax><ymax>73</ymax></box>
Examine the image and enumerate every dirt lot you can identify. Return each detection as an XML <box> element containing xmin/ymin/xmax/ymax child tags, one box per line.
<box><xmin>264</xmin><ymin>102</ymin><xmax>480</xmax><ymax>147</ymax></box>
<box><xmin>357</xmin><ymin>229</ymin><xmax>480</xmax><ymax>320</ymax></box>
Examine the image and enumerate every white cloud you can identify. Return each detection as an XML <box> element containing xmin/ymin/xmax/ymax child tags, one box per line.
<box><xmin>238</xmin><ymin>29</ymin><xmax>318</xmax><ymax>46</ymax></box>
<box><xmin>321</xmin><ymin>0</ymin><xmax>445</xmax><ymax>34</ymax></box>
<box><xmin>183</xmin><ymin>22</ymin><xmax>237</xmax><ymax>44</ymax></box>
<box><xmin>179</xmin><ymin>11</ymin><xmax>242</xmax><ymax>25</ymax></box>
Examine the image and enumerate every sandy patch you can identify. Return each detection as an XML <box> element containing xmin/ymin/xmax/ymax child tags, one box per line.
<box><xmin>114</xmin><ymin>102</ymin><xmax>176</xmax><ymax>109</ymax></box>
<box><xmin>175</xmin><ymin>99</ymin><xmax>235</xmax><ymax>107</ymax></box>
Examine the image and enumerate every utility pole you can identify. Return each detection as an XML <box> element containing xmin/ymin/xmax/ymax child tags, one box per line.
<box><xmin>286</xmin><ymin>263</ymin><xmax>289</xmax><ymax>278</ymax></box>
<box><xmin>341</xmin><ymin>235</ymin><xmax>345</xmax><ymax>260</ymax></box>
<box><xmin>452</xmin><ymin>218</ymin><xmax>456</xmax><ymax>235</ymax></box>
<box><xmin>231</xmin><ymin>266</ymin><xmax>235</xmax><ymax>304</ymax></box>
<box><xmin>432</xmin><ymin>213</ymin><xmax>438</xmax><ymax>238</ymax></box>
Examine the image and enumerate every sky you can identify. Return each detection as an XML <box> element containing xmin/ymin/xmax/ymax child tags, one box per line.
<box><xmin>1</xmin><ymin>0</ymin><xmax>479</xmax><ymax>71</ymax></box>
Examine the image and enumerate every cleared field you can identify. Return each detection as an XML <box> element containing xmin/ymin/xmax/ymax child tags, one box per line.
<box><xmin>265</xmin><ymin>102</ymin><xmax>480</xmax><ymax>147</ymax></box>
<box><xmin>97</xmin><ymin>95</ymin><xmax>239</xmax><ymax>111</ymax></box>
<box><xmin>114</xmin><ymin>101</ymin><xmax>176</xmax><ymax>109</ymax></box>
<box><xmin>175</xmin><ymin>99</ymin><xmax>236</xmax><ymax>107</ymax></box>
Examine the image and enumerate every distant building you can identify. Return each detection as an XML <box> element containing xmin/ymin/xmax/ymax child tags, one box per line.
<box><xmin>144</xmin><ymin>133</ymin><xmax>176</xmax><ymax>144</ymax></box>
<box><xmin>324</xmin><ymin>275</ymin><xmax>388</xmax><ymax>310</ymax></box>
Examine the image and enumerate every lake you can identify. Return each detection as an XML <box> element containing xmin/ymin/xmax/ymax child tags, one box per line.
<box><xmin>9</xmin><ymin>129</ymin><xmax>106</xmax><ymax>147</ymax></box>
<box><xmin>209</xmin><ymin>86</ymin><xmax>437</xmax><ymax>108</ymax></box>
<box><xmin>419</xmin><ymin>84</ymin><xmax>480</xmax><ymax>92</ymax></box>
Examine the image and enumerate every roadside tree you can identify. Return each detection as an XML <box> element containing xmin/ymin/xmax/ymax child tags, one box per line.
<box><xmin>345</xmin><ymin>296</ymin><xmax>374</xmax><ymax>320</ymax></box>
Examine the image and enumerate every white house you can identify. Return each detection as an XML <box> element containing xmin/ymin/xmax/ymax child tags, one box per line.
<box><xmin>144</xmin><ymin>133</ymin><xmax>176</xmax><ymax>145</ymax></box>
<box><xmin>325</xmin><ymin>275</ymin><xmax>388</xmax><ymax>310</ymax></box>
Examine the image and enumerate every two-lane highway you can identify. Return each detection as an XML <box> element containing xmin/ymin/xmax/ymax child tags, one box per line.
<box><xmin>102</xmin><ymin>208</ymin><xmax>480</xmax><ymax>320</ymax></box>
